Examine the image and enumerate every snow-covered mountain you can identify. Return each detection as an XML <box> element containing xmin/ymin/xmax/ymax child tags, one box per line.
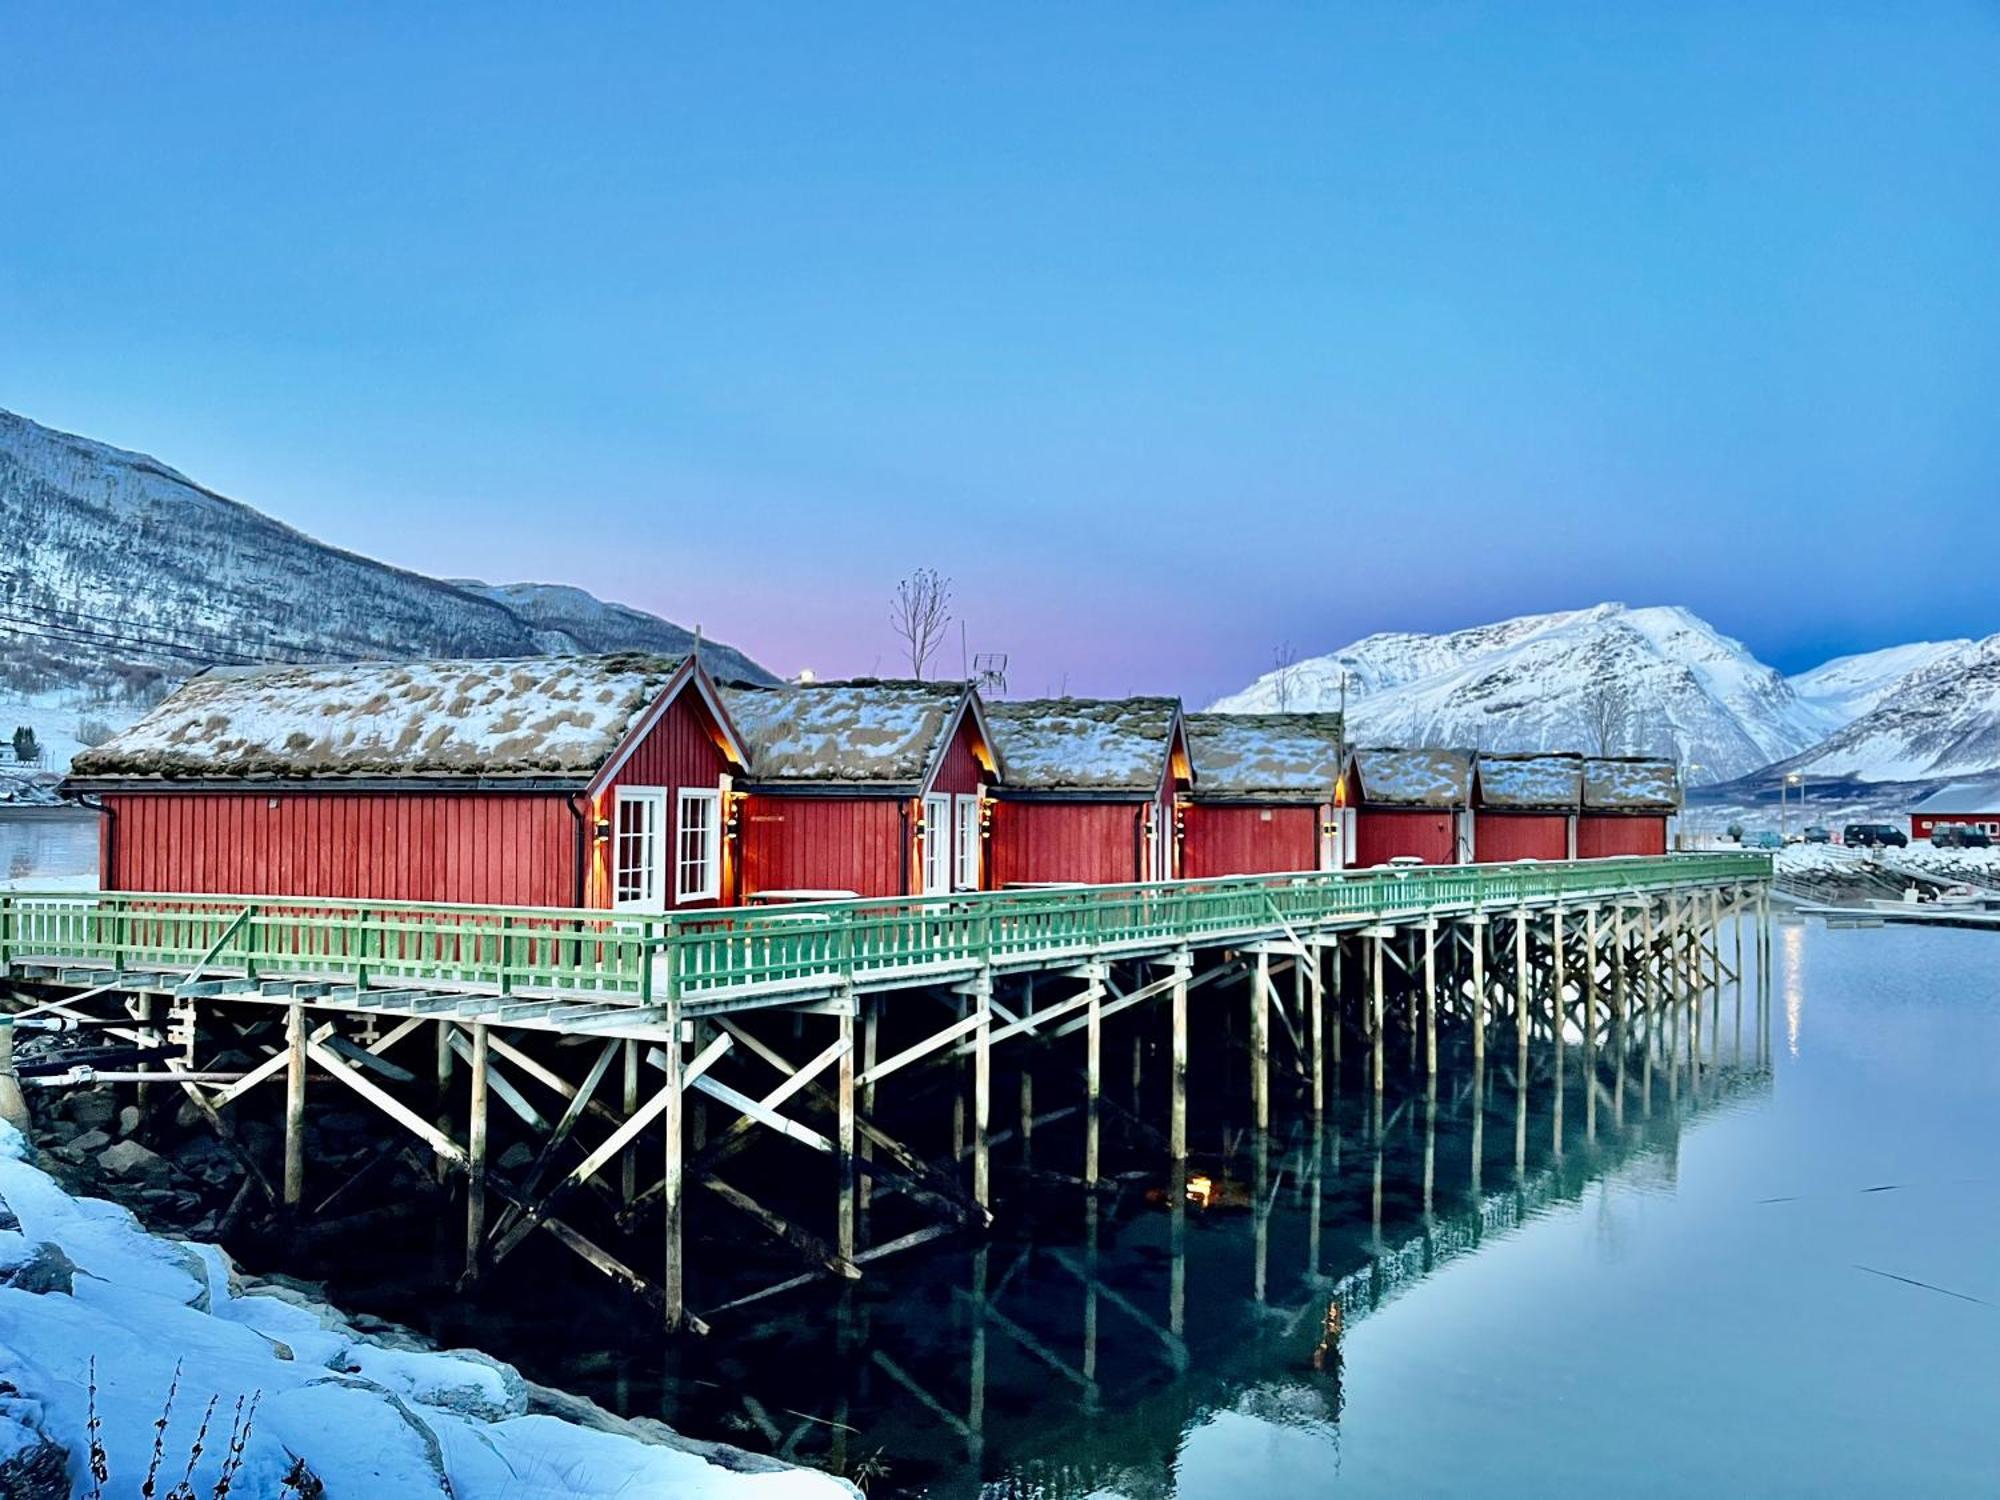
<box><xmin>0</xmin><ymin>408</ymin><xmax>774</xmax><ymax>768</ymax></box>
<box><xmin>452</xmin><ymin>580</ymin><xmax>769</xmax><ymax>685</ymax></box>
<box><xmin>1211</xmin><ymin>604</ymin><xmax>1830</xmax><ymax>784</ymax></box>
<box><xmin>1776</xmin><ymin>634</ymin><xmax>2000</xmax><ymax>783</ymax></box>
<box><xmin>1785</xmin><ymin>640</ymin><xmax>1970</xmax><ymax>724</ymax></box>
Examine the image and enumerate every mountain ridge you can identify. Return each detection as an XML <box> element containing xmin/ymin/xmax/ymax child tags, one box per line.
<box><xmin>1211</xmin><ymin>602</ymin><xmax>1831</xmax><ymax>784</ymax></box>
<box><xmin>0</xmin><ymin>408</ymin><xmax>775</xmax><ymax>769</ymax></box>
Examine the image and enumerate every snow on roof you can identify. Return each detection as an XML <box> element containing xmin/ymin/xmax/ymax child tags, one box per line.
<box><xmin>1583</xmin><ymin>756</ymin><xmax>1681</xmax><ymax>811</ymax></box>
<box><xmin>986</xmin><ymin>697</ymin><xmax>1182</xmax><ymax>793</ymax></box>
<box><xmin>1910</xmin><ymin>776</ymin><xmax>2000</xmax><ymax>815</ymax></box>
<box><xmin>1183</xmin><ymin>712</ymin><xmax>1342</xmax><ymax>798</ymax></box>
<box><xmin>1476</xmin><ymin>752</ymin><xmax>1584</xmax><ymax>809</ymax></box>
<box><xmin>720</xmin><ymin>679</ymin><xmax>973</xmax><ymax>787</ymax></box>
<box><xmin>69</xmin><ymin>654</ymin><xmax>689</xmax><ymax>782</ymax></box>
<box><xmin>1347</xmin><ymin>747</ymin><xmax>1473</xmax><ymax>807</ymax></box>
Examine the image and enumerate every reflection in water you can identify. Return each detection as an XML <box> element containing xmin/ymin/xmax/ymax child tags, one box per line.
<box><xmin>610</xmin><ymin>985</ymin><xmax>1764</xmax><ymax>1495</ymax></box>
<box><xmin>282</xmin><ymin>944</ymin><xmax>1774</xmax><ymax>1499</ymax></box>
<box><xmin>1783</xmin><ymin>921</ymin><xmax>1806</xmax><ymax>1057</ymax></box>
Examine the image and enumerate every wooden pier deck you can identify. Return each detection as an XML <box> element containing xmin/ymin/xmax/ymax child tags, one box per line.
<box><xmin>0</xmin><ymin>852</ymin><xmax>1771</xmax><ymax>1329</ymax></box>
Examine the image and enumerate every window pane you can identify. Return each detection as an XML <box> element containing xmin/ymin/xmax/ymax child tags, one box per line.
<box><xmin>678</xmin><ymin>791</ymin><xmax>718</xmax><ymax>900</ymax></box>
<box><xmin>616</xmin><ymin>795</ymin><xmax>657</xmax><ymax>906</ymax></box>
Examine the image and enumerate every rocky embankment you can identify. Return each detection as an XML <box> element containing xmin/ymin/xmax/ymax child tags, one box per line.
<box><xmin>3</xmin><ymin>1097</ymin><xmax>853</xmax><ymax>1498</ymax></box>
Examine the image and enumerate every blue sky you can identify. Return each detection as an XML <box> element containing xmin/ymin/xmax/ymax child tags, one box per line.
<box><xmin>4</xmin><ymin>4</ymin><xmax>1996</xmax><ymax>701</ymax></box>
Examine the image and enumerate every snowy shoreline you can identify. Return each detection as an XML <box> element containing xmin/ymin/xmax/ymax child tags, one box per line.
<box><xmin>0</xmin><ymin>1122</ymin><xmax>852</xmax><ymax>1498</ymax></box>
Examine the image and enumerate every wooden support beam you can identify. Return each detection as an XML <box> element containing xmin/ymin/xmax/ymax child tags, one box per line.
<box><xmin>491</xmin><ymin>1038</ymin><xmax>620</xmax><ymax>1241</ymax></box>
<box><xmin>307</xmin><ymin>1038</ymin><xmax>468</xmax><ymax>1168</ymax></box>
<box><xmin>705</xmin><ymin>1174</ymin><xmax>860</xmax><ymax>1280</ymax></box>
<box><xmin>463</xmin><ymin>1022</ymin><xmax>491</xmax><ymax>1283</ymax></box>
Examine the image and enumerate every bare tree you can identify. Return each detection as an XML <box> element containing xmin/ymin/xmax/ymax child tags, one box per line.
<box><xmin>890</xmin><ymin>568</ymin><xmax>953</xmax><ymax>680</ymax></box>
<box><xmin>1581</xmin><ymin>681</ymin><xmax>1623</xmax><ymax>756</ymax></box>
<box><xmin>1270</xmin><ymin>641</ymin><xmax>1301</xmax><ymax>712</ymax></box>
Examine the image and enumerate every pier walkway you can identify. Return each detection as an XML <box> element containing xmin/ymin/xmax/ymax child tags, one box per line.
<box><xmin>0</xmin><ymin>853</ymin><xmax>1771</xmax><ymax>1329</ymax></box>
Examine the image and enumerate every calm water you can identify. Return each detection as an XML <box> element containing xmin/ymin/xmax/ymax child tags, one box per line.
<box><xmin>283</xmin><ymin>918</ymin><xmax>1997</xmax><ymax>1496</ymax></box>
<box><xmin>0</xmin><ymin>806</ymin><xmax>98</xmax><ymax>886</ymax></box>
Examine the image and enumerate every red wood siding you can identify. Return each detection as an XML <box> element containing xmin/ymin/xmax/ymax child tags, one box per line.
<box><xmin>926</xmin><ymin>712</ymin><xmax>989</xmax><ymax>799</ymax></box>
<box><xmin>1912</xmin><ymin>812</ymin><xmax>2000</xmax><ymax>839</ymax></box>
<box><xmin>1352</xmin><ymin>809</ymin><xmax>1457</xmax><ymax>867</ymax></box>
<box><xmin>1474</xmin><ymin>812</ymin><xmax>1570</xmax><ymax>863</ymax></box>
<box><xmin>594</xmin><ymin>688</ymin><xmax>736</xmax><ymax>910</ymax></box>
<box><xmin>738</xmin><ymin>795</ymin><xmax>909</xmax><ymax>899</ymax></box>
<box><xmin>103</xmin><ymin>791</ymin><xmax>577</xmax><ymax>906</ymax></box>
<box><xmin>991</xmin><ymin>800</ymin><xmax>1143</xmax><ymax>887</ymax></box>
<box><xmin>1576</xmin><ymin>814</ymin><xmax>1667</xmax><ymax>858</ymax></box>
<box><xmin>1183</xmin><ymin>804</ymin><xmax>1319</xmax><ymax>878</ymax></box>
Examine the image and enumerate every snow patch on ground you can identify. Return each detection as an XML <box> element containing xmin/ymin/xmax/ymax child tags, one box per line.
<box><xmin>0</xmin><ymin>1124</ymin><xmax>851</xmax><ymax>1498</ymax></box>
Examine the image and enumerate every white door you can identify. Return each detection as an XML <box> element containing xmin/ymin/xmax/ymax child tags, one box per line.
<box><xmin>612</xmin><ymin>788</ymin><xmax>667</xmax><ymax>912</ymax></box>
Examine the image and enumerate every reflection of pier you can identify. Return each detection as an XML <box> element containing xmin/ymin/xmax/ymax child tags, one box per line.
<box><xmin>1</xmin><ymin>855</ymin><xmax>1769</xmax><ymax>1339</ymax></box>
<box><xmin>688</xmin><ymin>956</ymin><xmax>1774</xmax><ymax>1496</ymax></box>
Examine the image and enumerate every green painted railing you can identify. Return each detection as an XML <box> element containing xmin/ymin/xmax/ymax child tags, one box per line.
<box><xmin>0</xmin><ymin>853</ymin><xmax>1769</xmax><ymax>1007</ymax></box>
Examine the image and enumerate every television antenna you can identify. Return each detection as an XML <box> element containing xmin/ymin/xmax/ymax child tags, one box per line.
<box><xmin>972</xmin><ymin>652</ymin><xmax>1009</xmax><ymax>696</ymax></box>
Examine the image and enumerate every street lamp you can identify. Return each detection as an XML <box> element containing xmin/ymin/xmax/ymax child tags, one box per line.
<box><xmin>1783</xmin><ymin>772</ymin><xmax>1802</xmax><ymax>840</ymax></box>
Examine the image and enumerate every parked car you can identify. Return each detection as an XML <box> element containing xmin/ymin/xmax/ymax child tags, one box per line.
<box><xmin>1929</xmin><ymin>824</ymin><xmax>1992</xmax><ymax>849</ymax></box>
<box><xmin>1748</xmin><ymin>831</ymin><xmax>1784</xmax><ymax>850</ymax></box>
<box><xmin>1803</xmin><ymin>825</ymin><xmax>1831</xmax><ymax>843</ymax></box>
<box><xmin>1843</xmin><ymin>822</ymin><xmax>1908</xmax><ymax>849</ymax></box>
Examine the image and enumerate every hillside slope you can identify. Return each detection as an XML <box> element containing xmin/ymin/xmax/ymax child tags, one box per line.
<box><xmin>0</xmin><ymin>409</ymin><xmax>773</xmax><ymax>767</ymax></box>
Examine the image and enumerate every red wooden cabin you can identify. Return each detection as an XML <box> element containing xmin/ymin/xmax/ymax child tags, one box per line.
<box><xmin>718</xmin><ymin>680</ymin><xmax>999</xmax><ymax>901</ymax></box>
<box><xmin>1337</xmin><ymin>747</ymin><xmax>1474</xmax><ymax>867</ymax></box>
<box><xmin>1471</xmin><ymin>752</ymin><xmax>1583</xmax><ymax>862</ymax></box>
<box><xmin>984</xmin><ymin>698</ymin><xmax>1191</xmax><ymax>886</ymax></box>
<box><xmin>1180</xmin><ymin>712</ymin><xmax>1342</xmax><ymax>877</ymax></box>
<box><xmin>1577</xmin><ymin>757</ymin><xmax>1680</xmax><ymax>856</ymax></box>
<box><xmin>1908</xmin><ymin>778</ymin><xmax>2000</xmax><ymax>842</ymax></box>
<box><xmin>65</xmin><ymin>654</ymin><xmax>750</xmax><ymax>911</ymax></box>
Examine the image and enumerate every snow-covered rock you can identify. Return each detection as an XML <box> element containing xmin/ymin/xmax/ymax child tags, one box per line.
<box><xmin>1777</xmin><ymin>635</ymin><xmax>2000</xmax><ymax>783</ymax></box>
<box><xmin>1212</xmin><ymin>604</ymin><xmax>1827</xmax><ymax>784</ymax></box>
<box><xmin>1785</xmin><ymin>641</ymin><xmax>1971</xmax><ymax>724</ymax></box>
<box><xmin>0</xmin><ymin>408</ymin><xmax>775</xmax><ymax>770</ymax></box>
<box><xmin>0</xmin><ymin>1122</ymin><xmax>851</xmax><ymax>1498</ymax></box>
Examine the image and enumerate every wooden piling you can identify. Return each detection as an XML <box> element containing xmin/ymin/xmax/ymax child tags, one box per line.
<box><xmin>1085</xmin><ymin>973</ymin><xmax>1103</xmax><ymax>1188</ymax></box>
<box><xmin>621</xmin><ymin>1040</ymin><xmax>639</xmax><ymax>1205</ymax></box>
<box><xmin>463</xmin><ymin>1022</ymin><xmax>490</xmax><ymax>1283</ymax></box>
<box><xmin>838</xmin><ymin>1005</ymin><xmax>858</xmax><ymax>1261</ymax></box>
<box><xmin>971</xmin><ymin>968</ymin><xmax>992</xmax><ymax>1212</ymax></box>
<box><xmin>280</xmin><ymin>1003</ymin><xmax>307</xmax><ymax>1209</ymax></box>
<box><xmin>1252</xmin><ymin>951</ymin><xmax>1271</xmax><ymax>1130</ymax></box>
<box><xmin>1170</xmin><ymin>961</ymin><xmax>1188</xmax><ymax>1162</ymax></box>
<box><xmin>661</xmin><ymin>1003</ymin><xmax>686</xmax><ymax>1330</ymax></box>
<box><xmin>1470</xmin><ymin>917</ymin><xmax>1487</xmax><ymax>1063</ymax></box>
<box><xmin>1370</xmin><ymin>931</ymin><xmax>1385</xmax><ymax>1095</ymax></box>
<box><xmin>1423</xmin><ymin>920</ymin><xmax>1437</xmax><ymax>1077</ymax></box>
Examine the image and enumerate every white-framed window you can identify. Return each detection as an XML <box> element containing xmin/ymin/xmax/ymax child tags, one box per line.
<box><xmin>613</xmin><ymin>788</ymin><xmax>666</xmax><ymax>911</ymax></box>
<box><xmin>954</xmin><ymin>795</ymin><xmax>982</xmax><ymax>890</ymax></box>
<box><xmin>676</xmin><ymin>788</ymin><xmax>722</xmax><ymax>903</ymax></box>
<box><xmin>922</xmin><ymin>794</ymin><xmax>952</xmax><ymax>895</ymax></box>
